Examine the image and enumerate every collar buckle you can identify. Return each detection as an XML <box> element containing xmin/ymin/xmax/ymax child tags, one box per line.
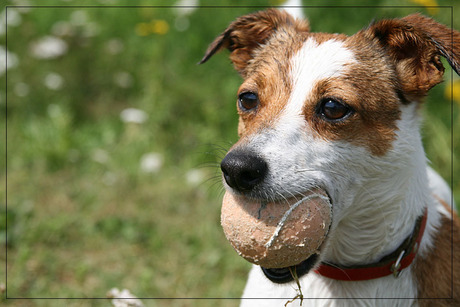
<box><xmin>390</xmin><ymin>250</ymin><xmax>406</xmax><ymax>278</ymax></box>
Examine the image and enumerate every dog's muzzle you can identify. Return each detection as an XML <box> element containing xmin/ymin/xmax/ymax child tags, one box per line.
<box><xmin>221</xmin><ymin>149</ymin><xmax>331</xmax><ymax>283</ymax></box>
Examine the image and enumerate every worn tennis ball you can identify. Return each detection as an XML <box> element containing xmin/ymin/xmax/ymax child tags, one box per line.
<box><xmin>221</xmin><ymin>190</ymin><xmax>332</xmax><ymax>269</ymax></box>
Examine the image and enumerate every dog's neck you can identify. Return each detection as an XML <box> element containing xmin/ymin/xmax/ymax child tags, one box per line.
<box><xmin>324</xmin><ymin>165</ymin><xmax>429</xmax><ymax>267</ymax></box>
<box><xmin>323</xmin><ymin>104</ymin><xmax>432</xmax><ymax>267</ymax></box>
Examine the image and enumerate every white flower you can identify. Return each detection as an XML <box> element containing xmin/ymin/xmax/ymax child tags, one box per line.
<box><xmin>105</xmin><ymin>38</ymin><xmax>124</xmax><ymax>55</ymax></box>
<box><xmin>92</xmin><ymin>149</ymin><xmax>110</xmax><ymax>164</ymax></box>
<box><xmin>51</xmin><ymin>17</ymin><xmax>99</xmax><ymax>38</ymax></box>
<box><xmin>44</xmin><ymin>72</ymin><xmax>64</xmax><ymax>90</ymax></box>
<box><xmin>47</xmin><ymin>104</ymin><xmax>62</xmax><ymax>118</ymax></box>
<box><xmin>82</xmin><ymin>22</ymin><xmax>100</xmax><ymax>37</ymax></box>
<box><xmin>107</xmin><ymin>288</ymin><xmax>144</xmax><ymax>307</ymax></box>
<box><xmin>0</xmin><ymin>46</ymin><xmax>19</xmax><ymax>76</ymax></box>
<box><xmin>30</xmin><ymin>36</ymin><xmax>68</xmax><ymax>59</ymax></box>
<box><xmin>174</xmin><ymin>0</ymin><xmax>198</xmax><ymax>17</ymax></box>
<box><xmin>3</xmin><ymin>8</ymin><xmax>22</xmax><ymax>28</ymax></box>
<box><xmin>0</xmin><ymin>7</ymin><xmax>24</xmax><ymax>36</ymax></box>
<box><xmin>174</xmin><ymin>16</ymin><xmax>190</xmax><ymax>32</ymax></box>
<box><xmin>120</xmin><ymin>108</ymin><xmax>148</xmax><ymax>124</ymax></box>
<box><xmin>281</xmin><ymin>0</ymin><xmax>305</xmax><ymax>20</ymax></box>
<box><xmin>102</xmin><ymin>172</ymin><xmax>117</xmax><ymax>186</ymax></box>
<box><xmin>186</xmin><ymin>169</ymin><xmax>206</xmax><ymax>186</ymax></box>
<box><xmin>113</xmin><ymin>71</ymin><xmax>134</xmax><ymax>88</ymax></box>
<box><xmin>140</xmin><ymin>153</ymin><xmax>163</xmax><ymax>173</ymax></box>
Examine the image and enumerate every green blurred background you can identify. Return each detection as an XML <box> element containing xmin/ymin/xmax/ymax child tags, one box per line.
<box><xmin>1</xmin><ymin>0</ymin><xmax>459</xmax><ymax>306</ymax></box>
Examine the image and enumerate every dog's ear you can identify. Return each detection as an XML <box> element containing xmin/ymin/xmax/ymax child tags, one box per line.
<box><xmin>199</xmin><ymin>9</ymin><xmax>309</xmax><ymax>76</ymax></box>
<box><xmin>366</xmin><ymin>13</ymin><xmax>460</xmax><ymax>100</ymax></box>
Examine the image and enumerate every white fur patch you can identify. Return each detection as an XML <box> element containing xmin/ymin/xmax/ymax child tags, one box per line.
<box><xmin>281</xmin><ymin>38</ymin><xmax>355</xmax><ymax>124</ymax></box>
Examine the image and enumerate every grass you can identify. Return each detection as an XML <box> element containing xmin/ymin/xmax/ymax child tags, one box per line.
<box><xmin>1</xmin><ymin>0</ymin><xmax>459</xmax><ymax>306</ymax></box>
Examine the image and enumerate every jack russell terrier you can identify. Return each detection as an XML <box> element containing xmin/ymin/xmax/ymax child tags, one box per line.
<box><xmin>200</xmin><ymin>9</ymin><xmax>459</xmax><ymax>306</ymax></box>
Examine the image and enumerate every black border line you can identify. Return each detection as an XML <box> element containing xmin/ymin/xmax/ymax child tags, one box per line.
<box><xmin>4</xmin><ymin>3</ymin><xmax>7</xmax><ymax>304</ymax></box>
<box><xmin>2</xmin><ymin>5</ymin><xmax>456</xmax><ymax>10</ymax></box>
<box><xmin>449</xmin><ymin>5</ymin><xmax>455</xmax><ymax>301</ymax></box>
<box><xmin>3</xmin><ymin>3</ymin><xmax>457</xmax><ymax>303</ymax></box>
<box><xmin>3</xmin><ymin>5</ymin><xmax>455</xmax><ymax>8</ymax></box>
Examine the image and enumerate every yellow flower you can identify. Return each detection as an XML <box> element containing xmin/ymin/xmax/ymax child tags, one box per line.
<box><xmin>135</xmin><ymin>20</ymin><xmax>169</xmax><ymax>36</ymax></box>
<box><xmin>409</xmin><ymin>0</ymin><xmax>439</xmax><ymax>15</ymax></box>
<box><xmin>150</xmin><ymin>19</ymin><xmax>169</xmax><ymax>35</ymax></box>
<box><xmin>444</xmin><ymin>79</ymin><xmax>460</xmax><ymax>105</ymax></box>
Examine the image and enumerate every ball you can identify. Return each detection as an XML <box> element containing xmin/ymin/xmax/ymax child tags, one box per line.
<box><xmin>221</xmin><ymin>189</ymin><xmax>332</xmax><ymax>268</ymax></box>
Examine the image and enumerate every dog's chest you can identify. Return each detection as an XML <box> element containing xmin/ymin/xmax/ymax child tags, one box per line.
<box><xmin>241</xmin><ymin>265</ymin><xmax>418</xmax><ymax>307</ymax></box>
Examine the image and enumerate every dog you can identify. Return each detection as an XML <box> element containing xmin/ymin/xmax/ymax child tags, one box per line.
<box><xmin>200</xmin><ymin>9</ymin><xmax>460</xmax><ymax>306</ymax></box>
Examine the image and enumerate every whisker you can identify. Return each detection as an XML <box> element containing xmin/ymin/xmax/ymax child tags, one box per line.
<box><xmin>191</xmin><ymin>142</ymin><xmax>231</xmax><ymax>168</ymax></box>
<box><xmin>216</xmin><ymin>185</ymin><xmax>226</xmax><ymax>199</ymax></box>
<box><xmin>201</xmin><ymin>174</ymin><xmax>223</xmax><ymax>192</ymax></box>
<box><xmin>195</xmin><ymin>162</ymin><xmax>221</xmax><ymax>169</ymax></box>
<box><xmin>293</xmin><ymin>168</ymin><xmax>381</xmax><ymax>212</ymax></box>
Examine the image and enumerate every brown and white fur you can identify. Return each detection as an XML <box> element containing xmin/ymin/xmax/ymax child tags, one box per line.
<box><xmin>201</xmin><ymin>9</ymin><xmax>460</xmax><ymax>306</ymax></box>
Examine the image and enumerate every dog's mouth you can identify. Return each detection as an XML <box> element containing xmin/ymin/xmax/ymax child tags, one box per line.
<box><xmin>258</xmin><ymin>191</ymin><xmax>332</xmax><ymax>284</ymax></box>
<box><xmin>261</xmin><ymin>253</ymin><xmax>320</xmax><ymax>283</ymax></box>
<box><xmin>221</xmin><ymin>189</ymin><xmax>332</xmax><ymax>278</ymax></box>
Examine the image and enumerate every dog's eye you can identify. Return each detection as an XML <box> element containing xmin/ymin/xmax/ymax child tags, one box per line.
<box><xmin>319</xmin><ymin>99</ymin><xmax>352</xmax><ymax>121</ymax></box>
<box><xmin>238</xmin><ymin>92</ymin><xmax>259</xmax><ymax>111</ymax></box>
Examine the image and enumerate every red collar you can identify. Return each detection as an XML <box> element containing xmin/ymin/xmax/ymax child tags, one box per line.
<box><xmin>314</xmin><ymin>208</ymin><xmax>428</xmax><ymax>281</ymax></box>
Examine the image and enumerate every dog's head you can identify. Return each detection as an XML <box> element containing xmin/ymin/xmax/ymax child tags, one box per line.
<box><xmin>201</xmin><ymin>9</ymin><xmax>459</xmax><ymax>273</ymax></box>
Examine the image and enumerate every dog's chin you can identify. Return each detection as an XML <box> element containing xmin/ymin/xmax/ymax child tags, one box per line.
<box><xmin>261</xmin><ymin>253</ymin><xmax>320</xmax><ymax>284</ymax></box>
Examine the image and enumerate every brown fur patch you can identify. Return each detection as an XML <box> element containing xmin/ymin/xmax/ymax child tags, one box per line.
<box><xmin>366</xmin><ymin>14</ymin><xmax>460</xmax><ymax>101</ymax></box>
<box><xmin>413</xmin><ymin>206</ymin><xmax>460</xmax><ymax>306</ymax></box>
<box><xmin>199</xmin><ymin>9</ymin><xmax>309</xmax><ymax>76</ymax></box>
<box><xmin>295</xmin><ymin>32</ymin><xmax>401</xmax><ymax>156</ymax></box>
<box><xmin>235</xmin><ymin>28</ymin><xmax>311</xmax><ymax>137</ymax></box>
<box><xmin>402</xmin><ymin>14</ymin><xmax>460</xmax><ymax>75</ymax></box>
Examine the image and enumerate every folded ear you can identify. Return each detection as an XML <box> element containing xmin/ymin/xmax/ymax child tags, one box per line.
<box><xmin>199</xmin><ymin>9</ymin><xmax>309</xmax><ymax>76</ymax></box>
<box><xmin>366</xmin><ymin>13</ymin><xmax>460</xmax><ymax>100</ymax></box>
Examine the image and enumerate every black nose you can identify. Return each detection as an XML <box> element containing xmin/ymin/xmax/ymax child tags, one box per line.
<box><xmin>221</xmin><ymin>151</ymin><xmax>268</xmax><ymax>192</ymax></box>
